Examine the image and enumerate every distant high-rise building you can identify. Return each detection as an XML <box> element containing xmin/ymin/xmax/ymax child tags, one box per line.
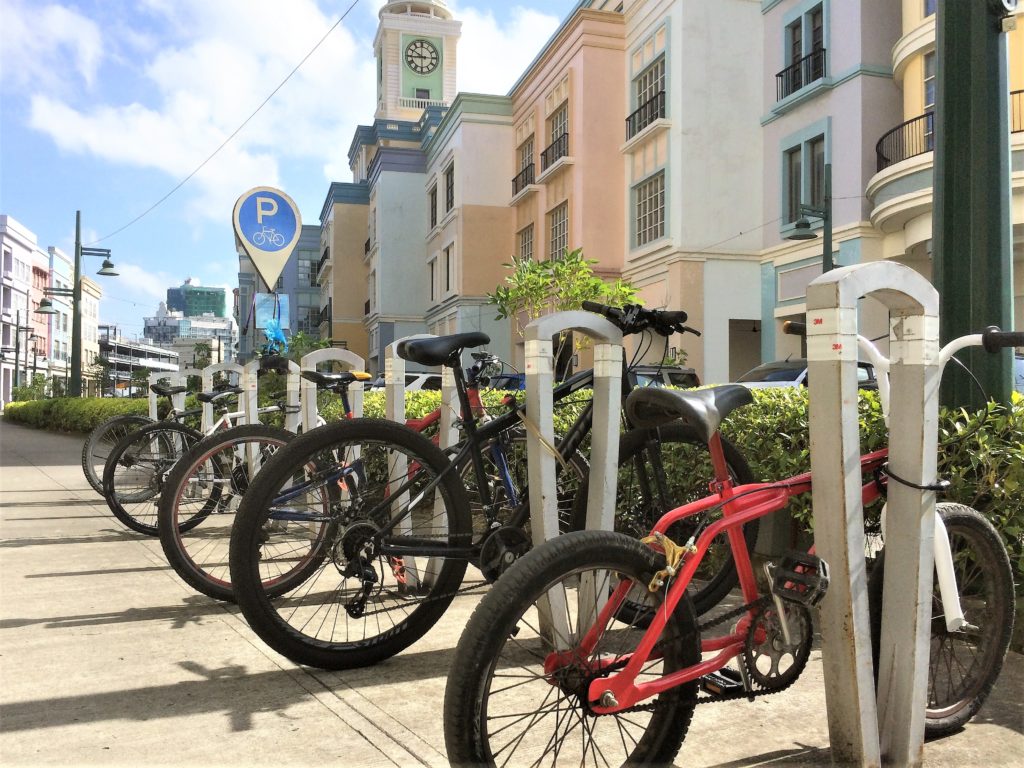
<box><xmin>166</xmin><ymin>278</ymin><xmax>227</xmax><ymax>318</ymax></box>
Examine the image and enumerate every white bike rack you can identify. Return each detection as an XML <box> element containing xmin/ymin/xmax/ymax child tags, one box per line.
<box><xmin>241</xmin><ymin>359</ymin><xmax>301</xmax><ymax>432</ymax></box>
<box><xmin>383</xmin><ymin>334</ymin><xmax>460</xmax><ymax>591</ymax></box>
<box><xmin>147</xmin><ymin>371</ymin><xmax>189</xmax><ymax>420</ymax></box>
<box><xmin>806</xmin><ymin>262</ymin><xmax>939</xmax><ymax>767</ymax></box>
<box><xmin>299</xmin><ymin>348</ymin><xmax>366</xmax><ymax>428</ymax></box>
<box><xmin>199</xmin><ymin>362</ymin><xmax>244</xmax><ymax>431</ymax></box>
<box><xmin>524</xmin><ymin>312</ymin><xmax>623</xmax><ymax>642</ymax></box>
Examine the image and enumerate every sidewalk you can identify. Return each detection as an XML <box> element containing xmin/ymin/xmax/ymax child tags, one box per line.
<box><xmin>0</xmin><ymin>421</ymin><xmax>1021</xmax><ymax>766</ymax></box>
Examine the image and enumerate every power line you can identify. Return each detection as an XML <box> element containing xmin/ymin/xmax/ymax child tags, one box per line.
<box><xmin>87</xmin><ymin>0</ymin><xmax>362</xmax><ymax>245</ymax></box>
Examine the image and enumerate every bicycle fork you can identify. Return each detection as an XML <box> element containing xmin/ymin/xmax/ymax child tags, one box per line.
<box><xmin>880</xmin><ymin>504</ymin><xmax>971</xmax><ymax>632</ymax></box>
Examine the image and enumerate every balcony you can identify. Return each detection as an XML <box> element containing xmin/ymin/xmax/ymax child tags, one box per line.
<box><xmin>319</xmin><ymin>298</ymin><xmax>332</xmax><ymax>327</ymax></box>
<box><xmin>875</xmin><ymin>91</ymin><xmax>1023</xmax><ymax>172</ymax></box>
<box><xmin>512</xmin><ymin>163</ymin><xmax>535</xmax><ymax>196</ymax></box>
<box><xmin>775</xmin><ymin>48</ymin><xmax>826</xmax><ymax>101</ymax></box>
<box><xmin>626</xmin><ymin>91</ymin><xmax>665</xmax><ymax>140</ymax></box>
<box><xmin>540</xmin><ymin>133</ymin><xmax>569</xmax><ymax>172</ymax></box>
<box><xmin>398</xmin><ymin>96</ymin><xmax>447</xmax><ymax>110</ymax></box>
<box><xmin>364</xmin><ymin>238</ymin><xmax>371</xmax><ymax>255</ymax></box>
<box><xmin>317</xmin><ymin>247</ymin><xmax>330</xmax><ymax>277</ymax></box>
<box><xmin>364</xmin><ymin>300</ymin><xmax>371</xmax><ymax>316</ymax></box>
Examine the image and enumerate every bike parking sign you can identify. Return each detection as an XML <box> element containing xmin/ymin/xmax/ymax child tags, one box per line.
<box><xmin>233</xmin><ymin>186</ymin><xmax>302</xmax><ymax>289</ymax></box>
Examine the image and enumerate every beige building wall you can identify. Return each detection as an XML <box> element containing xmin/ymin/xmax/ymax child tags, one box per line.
<box><xmin>324</xmin><ymin>202</ymin><xmax>370</xmax><ymax>361</ymax></box>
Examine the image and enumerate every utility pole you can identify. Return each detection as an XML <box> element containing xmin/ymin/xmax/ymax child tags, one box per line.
<box><xmin>933</xmin><ymin>0</ymin><xmax>1016</xmax><ymax>408</ymax></box>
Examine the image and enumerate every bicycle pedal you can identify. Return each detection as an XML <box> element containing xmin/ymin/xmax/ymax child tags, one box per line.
<box><xmin>700</xmin><ymin>667</ymin><xmax>745</xmax><ymax>696</ymax></box>
<box><xmin>770</xmin><ymin>551</ymin><xmax>830</xmax><ymax>607</ymax></box>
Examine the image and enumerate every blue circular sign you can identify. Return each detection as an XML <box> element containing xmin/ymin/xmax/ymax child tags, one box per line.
<box><xmin>237</xmin><ymin>190</ymin><xmax>297</xmax><ymax>252</ymax></box>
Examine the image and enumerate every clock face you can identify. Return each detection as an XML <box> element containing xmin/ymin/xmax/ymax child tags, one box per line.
<box><xmin>405</xmin><ymin>39</ymin><xmax>439</xmax><ymax>75</ymax></box>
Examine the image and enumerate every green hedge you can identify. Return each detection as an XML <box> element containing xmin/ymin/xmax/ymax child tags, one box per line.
<box><xmin>6</xmin><ymin>389</ymin><xmax>1021</xmax><ymax>588</ymax></box>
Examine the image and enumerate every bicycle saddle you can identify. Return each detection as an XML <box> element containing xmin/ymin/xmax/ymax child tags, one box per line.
<box><xmin>150</xmin><ymin>384</ymin><xmax>187</xmax><ymax>397</ymax></box>
<box><xmin>197</xmin><ymin>386</ymin><xmax>243</xmax><ymax>404</ymax></box>
<box><xmin>300</xmin><ymin>370</ymin><xmax>372</xmax><ymax>389</ymax></box>
<box><xmin>397</xmin><ymin>332</ymin><xmax>490</xmax><ymax>368</ymax></box>
<box><xmin>624</xmin><ymin>385</ymin><xmax>753</xmax><ymax>443</ymax></box>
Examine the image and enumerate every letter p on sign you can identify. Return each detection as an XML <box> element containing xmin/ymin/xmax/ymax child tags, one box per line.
<box><xmin>256</xmin><ymin>196</ymin><xmax>279</xmax><ymax>223</ymax></box>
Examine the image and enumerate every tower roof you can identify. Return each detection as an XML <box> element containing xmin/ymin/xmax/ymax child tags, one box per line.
<box><xmin>379</xmin><ymin>1</ymin><xmax>452</xmax><ymax>21</ymax></box>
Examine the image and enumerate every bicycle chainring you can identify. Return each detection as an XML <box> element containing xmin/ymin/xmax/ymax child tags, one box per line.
<box><xmin>742</xmin><ymin>601</ymin><xmax>812</xmax><ymax>692</ymax></box>
<box><xmin>478</xmin><ymin>525</ymin><xmax>531</xmax><ymax>582</ymax></box>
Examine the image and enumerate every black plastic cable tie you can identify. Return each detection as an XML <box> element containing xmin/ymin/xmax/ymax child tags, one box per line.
<box><xmin>880</xmin><ymin>463</ymin><xmax>950</xmax><ymax>493</ymax></box>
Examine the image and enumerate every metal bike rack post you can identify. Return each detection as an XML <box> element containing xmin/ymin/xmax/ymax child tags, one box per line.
<box><xmin>383</xmin><ymin>334</ymin><xmax>454</xmax><ymax>590</ymax></box>
<box><xmin>299</xmin><ymin>348</ymin><xmax>367</xmax><ymax>428</ymax></box>
<box><xmin>524</xmin><ymin>312</ymin><xmax>623</xmax><ymax>640</ymax></box>
<box><xmin>200</xmin><ymin>363</ymin><xmax>244</xmax><ymax>432</ymax></box>
<box><xmin>241</xmin><ymin>360</ymin><xmax>300</xmax><ymax>429</ymax></box>
<box><xmin>806</xmin><ymin>262</ymin><xmax>939</xmax><ymax>767</ymax></box>
<box><xmin>147</xmin><ymin>371</ymin><xmax>188</xmax><ymax>420</ymax></box>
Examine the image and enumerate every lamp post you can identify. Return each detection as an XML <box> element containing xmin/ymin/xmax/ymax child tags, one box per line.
<box><xmin>35</xmin><ymin>211</ymin><xmax>118</xmax><ymax>397</ymax></box>
<box><xmin>786</xmin><ymin>162</ymin><xmax>833</xmax><ymax>273</ymax></box>
<box><xmin>11</xmin><ymin>309</ymin><xmax>34</xmax><ymax>388</ymax></box>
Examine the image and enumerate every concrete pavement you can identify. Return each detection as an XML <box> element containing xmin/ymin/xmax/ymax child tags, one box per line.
<box><xmin>0</xmin><ymin>420</ymin><xmax>1021</xmax><ymax>767</ymax></box>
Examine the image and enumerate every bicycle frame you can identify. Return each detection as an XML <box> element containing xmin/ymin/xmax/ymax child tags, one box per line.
<box><xmin>583</xmin><ymin>446</ymin><xmax>889</xmax><ymax>713</ymax></box>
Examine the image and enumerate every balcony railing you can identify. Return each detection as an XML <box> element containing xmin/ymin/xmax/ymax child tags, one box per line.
<box><xmin>876</xmin><ymin>93</ymin><xmax>1024</xmax><ymax>172</ymax></box>
<box><xmin>512</xmin><ymin>163</ymin><xmax>535</xmax><ymax>195</ymax></box>
<box><xmin>364</xmin><ymin>238</ymin><xmax>371</xmax><ymax>256</ymax></box>
<box><xmin>775</xmin><ymin>48</ymin><xmax>826</xmax><ymax>101</ymax></box>
<box><xmin>540</xmin><ymin>133</ymin><xmax>569</xmax><ymax>172</ymax></box>
<box><xmin>319</xmin><ymin>299</ymin><xmax>332</xmax><ymax>326</ymax></box>
<box><xmin>626</xmin><ymin>91</ymin><xmax>665</xmax><ymax>140</ymax></box>
<box><xmin>364</xmin><ymin>300</ymin><xmax>371</xmax><ymax>316</ymax></box>
<box><xmin>317</xmin><ymin>247</ymin><xmax>330</xmax><ymax>276</ymax></box>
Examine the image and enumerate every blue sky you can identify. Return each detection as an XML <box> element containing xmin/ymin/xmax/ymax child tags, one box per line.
<box><xmin>0</xmin><ymin>0</ymin><xmax>579</xmax><ymax>336</ymax></box>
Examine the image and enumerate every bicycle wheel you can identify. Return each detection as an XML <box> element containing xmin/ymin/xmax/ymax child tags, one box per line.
<box><xmin>159</xmin><ymin>424</ymin><xmax>296</xmax><ymax>602</ymax></box>
<box><xmin>102</xmin><ymin>422</ymin><xmax>204</xmax><ymax>536</ymax></box>
<box><xmin>444</xmin><ymin>530</ymin><xmax>700</xmax><ymax>768</ymax></box>
<box><xmin>229</xmin><ymin>418</ymin><xmax>472</xmax><ymax>669</ymax></box>
<box><xmin>868</xmin><ymin>502</ymin><xmax>1014</xmax><ymax>737</ymax></box>
<box><xmin>82</xmin><ymin>414</ymin><xmax>154</xmax><ymax>494</ymax></box>
<box><xmin>569</xmin><ymin>423</ymin><xmax>757</xmax><ymax>616</ymax></box>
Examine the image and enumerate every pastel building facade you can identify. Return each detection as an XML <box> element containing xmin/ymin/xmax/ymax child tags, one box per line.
<box><xmin>866</xmin><ymin>3</ymin><xmax>1024</xmax><ymax>333</ymax></box>
<box><xmin>757</xmin><ymin>0</ymin><xmax>903</xmax><ymax>360</ymax></box>
<box><xmin>46</xmin><ymin>247</ymin><xmax>73</xmax><ymax>392</ymax></box>
<box><xmin>1</xmin><ymin>215</ymin><xmax>35</xmax><ymax>406</ymax></box>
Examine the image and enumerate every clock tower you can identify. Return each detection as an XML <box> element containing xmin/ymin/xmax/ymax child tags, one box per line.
<box><xmin>374</xmin><ymin>1</ymin><xmax>461</xmax><ymax>121</ymax></box>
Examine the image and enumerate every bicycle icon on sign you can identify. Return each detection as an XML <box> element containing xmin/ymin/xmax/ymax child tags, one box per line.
<box><xmin>251</xmin><ymin>226</ymin><xmax>285</xmax><ymax>247</ymax></box>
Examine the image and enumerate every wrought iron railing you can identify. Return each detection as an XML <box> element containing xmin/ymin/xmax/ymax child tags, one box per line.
<box><xmin>626</xmin><ymin>91</ymin><xmax>665</xmax><ymax>139</ymax></box>
<box><xmin>1013</xmin><ymin>89</ymin><xmax>1024</xmax><ymax>135</ymax></box>
<box><xmin>364</xmin><ymin>238</ymin><xmax>371</xmax><ymax>255</ymax></box>
<box><xmin>317</xmin><ymin>247</ymin><xmax>330</xmax><ymax>275</ymax></box>
<box><xmin>512</xmin><ymin>163</ymin><xmax>535</xmax><ymax>195</ymax></box>
<box><xmin>319</xmin><ymin>299</ymin><xmax>332</xmax><ymax>326</ymax></box>
<box><xmin>364</xmin><ymin>300</ymin><xmax>371</xmax><ymax>316</ymax></box>
<box><xmin>540</xmin><ymin>133</ymin><xmax>569</xmax><ymax>171</ymax></box>
<box><xmin>775</xmin><ymin>48</ymin><xmax>826</xmax><ymax>101</ymax></box>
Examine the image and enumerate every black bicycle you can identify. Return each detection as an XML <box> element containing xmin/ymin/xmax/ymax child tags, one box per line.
<box><xmin>227</xmin><ymin>304</ymin><xmax>756</xmax><ymax>669</ymax></box>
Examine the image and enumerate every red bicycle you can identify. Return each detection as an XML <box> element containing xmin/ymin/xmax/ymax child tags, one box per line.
<box><xmin>444</xmin><ymin>325</ymin><xmax>1019</xmax><ymax>767</ymax></box>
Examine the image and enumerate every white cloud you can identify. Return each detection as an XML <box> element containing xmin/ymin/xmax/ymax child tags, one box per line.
<box><xmin>451</xmin><ymin>3</ymin><xmax>563</xmax><ymax>94</ymax></box>
<box><xmin>0</xmin><ymin>1</ymin><xmax>104</xmax><ymax>92</ymax></box>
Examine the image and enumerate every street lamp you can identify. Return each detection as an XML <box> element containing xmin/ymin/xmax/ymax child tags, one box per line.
<box><xmin>11</xmin><ymin>310</ymin><xmax>34</xmax><ymax>388</ymax></box>
<box><xmin>786</xmin><ymin>162</ymin><xmax>833</xmax><ymax>273</ymax></box>
<box><xmin>34</xmin><ymin>211</ymin><xmax>118</xmax><ymax>397</ymax></box>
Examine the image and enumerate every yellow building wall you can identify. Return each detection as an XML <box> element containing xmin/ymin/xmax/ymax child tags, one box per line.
<box><xmin>328</xmin><ymin>202</ymin><xmax>370</xmax><ymax>357</ymax></box>
<box><xmin>459</xmin><ymin>205</ymin><xmax>515</xmax><ymax>296</ymax></box>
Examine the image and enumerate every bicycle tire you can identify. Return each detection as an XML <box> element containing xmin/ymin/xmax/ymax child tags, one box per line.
<box><xmin>444</xmin><ymin>529</ymin><xmax>700</xmax><ymax>768</ymax></box>
<box><xmin>868</xmin><ymin>502</ymin><xmax>1014</xmax><ymax>737</ymax></box>
<box><xmin>82</xmin><ymin>414</ymin><xmax>154</xmax><ymax>494</ymax></box>
<box><xmin>158</xmin><ymin>424</ymin><xmax>297</xmax><ymax>602</ymax></box>
<box><xmin>569</xmin><ymin>423</ymin><xmax>757</xmax><ymax>615</ymax></box>
<box><xmin>102</xmin><ymin>422</ymin><xmax>205</xmax><ymax>535</ymax></box>
<box><xmin>229</xmin><ymin>418</ymin><xmax>472</xmax><ymax>669</ymax></box>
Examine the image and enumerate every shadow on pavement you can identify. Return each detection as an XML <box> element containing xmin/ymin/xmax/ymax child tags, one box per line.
<box><xmin>0</xmin><ymin>531</ymin><xmax>144</xmax><ymax>548</ymax></box>
<box><xmin>0</xmin><ymin>663</ymin><xmax>311</xmax><ymax>733</ymax></box>
<box><xmin>25</xmin><ymin>564</ymin><xmax>173</xmax><ymax>579</ymax></box>
<box><xmin>0</xmin><ymin>594</ymin><xmax>229</xmax><ymax>631</ymax></box>
<box><xmin>315</xmin><ymin>644</ymin><xmax>460</xmax><ymax>690</ymax></box>
<box><xmin>701</xmin><ymin>744</ymin><xmax>830</xmax><ymax>766</ymax></box>
<box><xmin>1</xmin><ymin>499</ymin><xmax>106</xmax><ymax>508</ymax></box>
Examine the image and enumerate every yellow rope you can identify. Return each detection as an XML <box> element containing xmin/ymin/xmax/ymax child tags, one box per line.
<box><xmin>516</xmin><ymin>411</ymin><xmax>571</xmax><ymax>471</ymax></box>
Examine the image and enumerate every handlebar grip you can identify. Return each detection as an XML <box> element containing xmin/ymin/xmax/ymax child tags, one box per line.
<box><xmin>660</xmin><ymin>310</ymin><xmax>689</xmax><ymax>325</ymax></box>
<box><xmin>581</xmin><ymin>301</ymin><xmax>623</xmax><ymax>320</ymax></box>
<box><xmin>783</xmin><ymin>321</ymin><xmax>807</xmax><ymax>337</ymax></box>
<box><xmin>982</xmin><ymin>326</ymin><xmax>1024</xmax><ymax>353</ymax></box>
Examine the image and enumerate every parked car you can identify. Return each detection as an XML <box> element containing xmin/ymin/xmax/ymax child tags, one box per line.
<box><xmin>629</xmin><ymin>365</ymin><xmax>701</xmax><ymax>389</ymax></box>
<box><xmin>483</xmin><ymin>372</ymin><xmax>526</xmax><ymax>390</ymax></box>
<box><xmin>737</xmin><ymin>358</ymin><xmax>877</xmax><ymax>390</ymax></box>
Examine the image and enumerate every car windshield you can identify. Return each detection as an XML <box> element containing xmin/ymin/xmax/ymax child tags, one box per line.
<box><xmin>737</xmin><ymin>362</ymin><xmax>805</xmax><ymax>383</ymax></box>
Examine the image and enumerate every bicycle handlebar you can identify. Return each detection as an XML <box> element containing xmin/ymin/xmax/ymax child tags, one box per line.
<box><xmin>581</xmin><ymin>301</ymin><xmax>700</xmax><ymax>338</ymax></box>
<box><xmin>982</xmin><ymin>326</ymin><xmax>1024</xmax><ymax>353</ymax></box>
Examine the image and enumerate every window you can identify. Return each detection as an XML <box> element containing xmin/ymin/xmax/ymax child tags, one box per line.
<box><xmin>415</xmin><ymin>88</ymin><xmax>430</xmax><ymax>100</ymax></box>
<box><xmin>429</xmin><ymin>258</ymin><xmax>436</xmax><ymax>301</ymax></box>
<box><xmin>636</xmin><ymin>57</ymin><xmax>665</xmax><ymax>109</ymax></box>
<box><xmin>925</xmin><ymin>0</ymin><xmax>936</xmax><ymax>17</ymax></box>
<box><xmin>444</xmin><ymin>163</ymin><xmax>454</xmax><ymax>212</ymax></box>
<box><xmin>518</xmin><ymin>225</ymin><xmax>534</xmax><ymax>262</ymax></box>
<box><xmin>628</xmin><ymin>57</ymin><xmax>666</xmax><ymax>138</ymax></box>
<box><xmin>783</xmin><ymin>133</ymin><xmax>825</xmax><ymax>223</ymax></box>
<box><xmin>550</xmin><ymin>102</ymin><xmax>568</xmax><ymax>145</ymax></box>
<box><xmin>429</xmin><ymin>186</ymin><xmax>438</xmax><ymax>228</ymax></box>
<box><xmin>548</xmin><ymin>202</ymin><xmax>568</xmax><ymax>259</ymax></box>
<box><xmin>443</xmin><ymin>245</ymin><xmax>454</xmax><ymax>293</ymax></box>
<box><xmin>924</xmin><ymin>51</ymin><xmax>936</xmax><ymax>150</ymax></box>
<box><xmin>777</xmin><ymin>4</ymin><xmax>826</xmax><ymax>100</ymax></box>
<box><xmin>519</xmin><ymin>136</ymin><xmax>534</xmax><ymax>171</ymax></box>
<box><xmin>542</xmin><ymin>103</ymin><xmax>569</xmax><ymax>170</ymax></box>
<box><xmin>514</xmin><ymin>136</ymin><xmax>535</xmax><ymax>193</ymax></box>
<box><xmin>635</xmin><ymin>171</ymin><xmax>665</xmax><ymax>247</ymax></box>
